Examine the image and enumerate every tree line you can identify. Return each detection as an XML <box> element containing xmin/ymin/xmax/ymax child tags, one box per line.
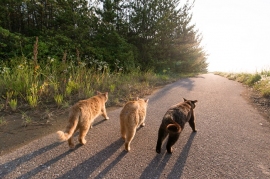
<box><xmin>0</xmin><ymin>0</ymin><xmax>208</xmax><ymax>73</ymax></box>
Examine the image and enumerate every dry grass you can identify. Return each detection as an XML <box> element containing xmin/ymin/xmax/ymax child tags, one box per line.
<box><xmin>215</xmin><ymin>71</ymin><xmax>270</xmax><ymax>97</ymax></box>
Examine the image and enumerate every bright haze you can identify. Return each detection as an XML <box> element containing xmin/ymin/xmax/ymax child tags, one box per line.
<box><xmin>191</xmin><ymin>0</ymin><xmax>270</xmax><ymax>73</ymax></box>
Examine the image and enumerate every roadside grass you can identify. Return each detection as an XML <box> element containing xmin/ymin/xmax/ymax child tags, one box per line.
<box><xmin>0</xmin><ymin>56</ymin><xmax>196</xmax><ymax>114</ymax></box>
<box><xmin>215</xmin><ymin>70</ymin><xmax>270</xmax><ymax>97</ymax></box>
<box><xmin>0</xmin><ymin>116</ymin><xmax>7</xmax><ymax>126</ymax></box>
<box><xmin>0</xmin><ymin>38</ymin><xmax>198</xmax><ymax>118</ymax></box>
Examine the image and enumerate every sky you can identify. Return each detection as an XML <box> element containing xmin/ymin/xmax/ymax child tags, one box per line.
<box><xmin>191</xmin><ymin>0</ymin><xmax>270</xmax><ymax>73</ymax></box>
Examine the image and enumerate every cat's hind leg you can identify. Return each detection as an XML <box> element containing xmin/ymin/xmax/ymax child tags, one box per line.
<box><xmin>156</xmin><ymin>127</ymin><xmax>168</xmax><ymax>153</ymax></box>
<box><xmin>78</xmin><ymin>122</ymin><xmax>91</xmax><ymax>145</ymax></box>
<box><xmin>120</xmin><ymin>120</ymin><xmax>126</xmax><ymax>140</ymax></box>
<box><xmin>166</xmin><ymin>132</ymin><xmax>180</xmax><ymax>154</ymax></box>
<box><xmin>125</xmin><ymin>128</ymin><xmax>136</xmax><ymax>152</ymax></box>
<box><xmin>68</xmin><ymin>137</ymin><xmax>75</xmax><ymax>149</ymax></box>
<box><xmin>68</xmin><ymin>126</ymin><xmax>78</xmax><ymax>149</ymax></box>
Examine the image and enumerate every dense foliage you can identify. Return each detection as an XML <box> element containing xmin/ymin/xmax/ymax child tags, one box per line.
<box><xmin>0</xmin><ymin>0</ymin><xmax>207</xmax><ymax>73</ymax></box>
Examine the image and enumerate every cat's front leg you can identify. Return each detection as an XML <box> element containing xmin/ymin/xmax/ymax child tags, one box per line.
<box><xmin>188</xmin><ymin>113</ymin><xmax>197</xmax><ymax>132</ymax></box>
<box><xmin>139</xmin><ymin>116</ymin><xmax>146</xmax><ymax>127</ymax></box>
<box><xmin>140</xmin><ymin>119</ymin><xmax>146</xmax><ymax>127</ymax></box>
<box><xmin>101</xmin><ymin>108</ymin><xmax>110</xmax><ymax>120</ymax></box>
<box><xmin>103</xmin><ymin>114</ymin><xmax>109</xmax><ymax>120</ymax></box>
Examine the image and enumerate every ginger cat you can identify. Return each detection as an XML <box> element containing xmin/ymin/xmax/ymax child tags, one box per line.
<box><xmin>156</xmin><ymin>98</ymin><xmax>198</xmax><ymax>154</ymax></box>
<box><xmin>120</xmin><ymin>97</ymin><xmax>149</xmax><ymax>152</ymax></box>
<box><xmin>57</xmin><ymin>91</ymin><xmax>109</xmax><ymax>148</ymax></box>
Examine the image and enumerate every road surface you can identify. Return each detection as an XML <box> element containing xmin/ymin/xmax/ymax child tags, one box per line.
<box><xmin>1</xmin><ymin>73</ymin><xmax>270</xmax><ymax>179</ymax></box>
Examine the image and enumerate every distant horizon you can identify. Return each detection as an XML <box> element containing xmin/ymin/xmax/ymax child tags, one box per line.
<box><xmin>208</xmin><ymin>65</ymin><xmax>270</xmax><ymax>73</ymax></box>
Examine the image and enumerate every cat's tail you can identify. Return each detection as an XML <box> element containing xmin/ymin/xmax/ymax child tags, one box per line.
<box><xmin>166</xmin><ymin>121</ymin><xmax>181</xmax><ymax>135</ymax></box>
<box><xmin>57</xmin><ymin>111</ymin><xmax>80</xmax><ymax>141</ymax></box>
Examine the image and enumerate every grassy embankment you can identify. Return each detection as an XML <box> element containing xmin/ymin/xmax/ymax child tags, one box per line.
<box><xmin>0</xmin><ymin>56</ymin><xmax>196</xmax><ymax>125</ymax></box>
<box><xmin>215</xmin><ymin>70</ymin><xmax>270</xmax><ymax>97</ymax></box>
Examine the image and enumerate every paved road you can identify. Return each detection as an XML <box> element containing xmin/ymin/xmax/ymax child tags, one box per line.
<box><xmin>1</xmin><ymin>73</ymin><xmax>270</xmax><ymax>179</ymax></box>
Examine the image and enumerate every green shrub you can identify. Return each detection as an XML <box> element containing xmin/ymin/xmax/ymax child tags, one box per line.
<box><xmin>245</xmin><ymin>74</ymin><xmax>261</xmax><ymax>86</ymax></box>
<box><xmin>0</xmin><ymin>117</ymin><xmax>7</xmax><ymax>126</ymax></box>
<box><xmin>54</xmin><ymin>94</ymin><xmax>64</xmax><ymax>106</ymax></box>
<box><xmin>9</xmin><ymin>99</ymin><xmax>17</xmax><ymax>111</ymax></box>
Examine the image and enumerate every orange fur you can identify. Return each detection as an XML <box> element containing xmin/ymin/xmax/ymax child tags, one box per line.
<box><xmin>57</xmin><ymin>91</ymin><xmax>109</xmax><ymax>148</ymax></box>
<box><xmin>120</xmin><ymin>98</ymin><xmax>149</xmax><ymax>151</ymax></box>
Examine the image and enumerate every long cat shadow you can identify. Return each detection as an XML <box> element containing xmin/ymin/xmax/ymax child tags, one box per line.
<box><xmin>57</xmin><ymin>138</ymin><xmax>124</xmax><ymax>179</ymax></box>
<box><xmin>140</xmin><ymin>132</ymin><xmax>196</xmax><ymax>179</ymax></box>
<box><xmin>0</xmin><ymin>118</ymin><xmax>109</xmax><ymax>178</ymax></box>
<box><xmin>94</xmin><ymin>150</ymin><xmax>127</xmax><ymax>179</ymax></box>
<box><xmin>139</xmin><ymin>139</ymin><xmax>172</xmax><ymax>179</ymax></box>
<box><xmin>0</xmin><ymin>119</ymin><xmax>109</xmax><ymax>178</ymax></box>
<box><xmin>177</xmin><ymin>78</ymin><xmax>195</xmax><ymax>91</ymax></box>
<box><xmin>16</xmin><ymin>144</ymin><xmax>82</xmax><ymax>179</ymax></box>
<box><xmin>150</xmin><ymin>78</ymin><xmax>195</xmax><ymax>104</ymax></box>
<box><xmin>92</xmin><ymin>118</ymin><xmax>107</xmax><ymax>127</ymax></box>
<box><xmin>167</xmin><ymin>132</ymin><xmax>197</xmax><ymax>178</ymax></box>
<box><xmin>0</xmin><ymin>142</ymin><xmax>62</xmax><ymax>178</ymax></box>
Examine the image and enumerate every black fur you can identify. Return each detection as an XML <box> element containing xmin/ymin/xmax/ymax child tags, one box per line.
<box><xmin>156</xmin><ymin>98</ymin><xmax>198</xmax><ymax>154</ymax></box>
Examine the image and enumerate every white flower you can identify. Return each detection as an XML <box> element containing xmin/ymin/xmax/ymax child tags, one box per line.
<box><xmin>79</xmin><ymin>62</ymin><xmax>86</xmax><ymax>67</ymax></box>
<box><xmin>18</xmin><ymin>64</ymin><xmax>24</xmax><ymax>69</ymax></box>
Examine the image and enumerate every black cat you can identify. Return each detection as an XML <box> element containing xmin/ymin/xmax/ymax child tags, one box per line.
<box><xmin>156</xmin><ymin>98</ymin><xmax>198</xmax><ymax>154</ymax></box>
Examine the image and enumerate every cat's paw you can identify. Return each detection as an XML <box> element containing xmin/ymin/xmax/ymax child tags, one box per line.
<box><xmin>141</xmin><ymin>123</ymin><xmax>145</xmax><ymax>127</ymax></box>
<box><xmin>105</xmin><ymin>117</ymin><xmax>110</xmax><ymax>120</ymax></box>
<box><xmin>125</xmin><ymin>143</ymin><xmax>131</xmax><ymax>152</ymax></box>
<box><xmin>79</xmin><ymin>138</ymin><xmax>87</xmax><ymax>145</ymax></box>
<box><xmin>166</xmin><ymin>147</ymin><xmax>173</xmax><ymax>154</ymax></box>
<box><xmin>125</xmin><ymin>147</ymin><xmax>130</xmax><ymax>152</ymax></box>
<box><xmin>156</xmin><ymin>145</ymin><xmax>162</xmax><ymax>154</ymax></box>
<box><xmin>69</xmin><ymin>143</ymin><xmax>75</xmax><ymax>149</ymax></box>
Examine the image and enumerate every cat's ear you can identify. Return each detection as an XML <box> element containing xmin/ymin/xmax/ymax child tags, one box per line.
<box><xmin>96</xmin><ymin>91</ymin><xmax>101</xmax><ymax>95</ymax></box>
<box><xmin>145</xmin><ymin>99</ymin><xmax>149</xmax><ymax>103</ymax></box>
<box><xmin>105</xmin><ymin>92</ymin><xmax>108</xmax><ymax>97</ymax></box>
<box><xmin>136</xmin><ymin>97</ymin><xmax>139</xmax><ymax>100</ymax></box>
<box><xmin>191</xmin><ymin>100</ymin><xmax>198</xmax><ymax>109</ymax></box>
<box><xmin>183</xmin><ymin>98</ymin><xmax>187</xmax><ymax>102</ymax></box>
